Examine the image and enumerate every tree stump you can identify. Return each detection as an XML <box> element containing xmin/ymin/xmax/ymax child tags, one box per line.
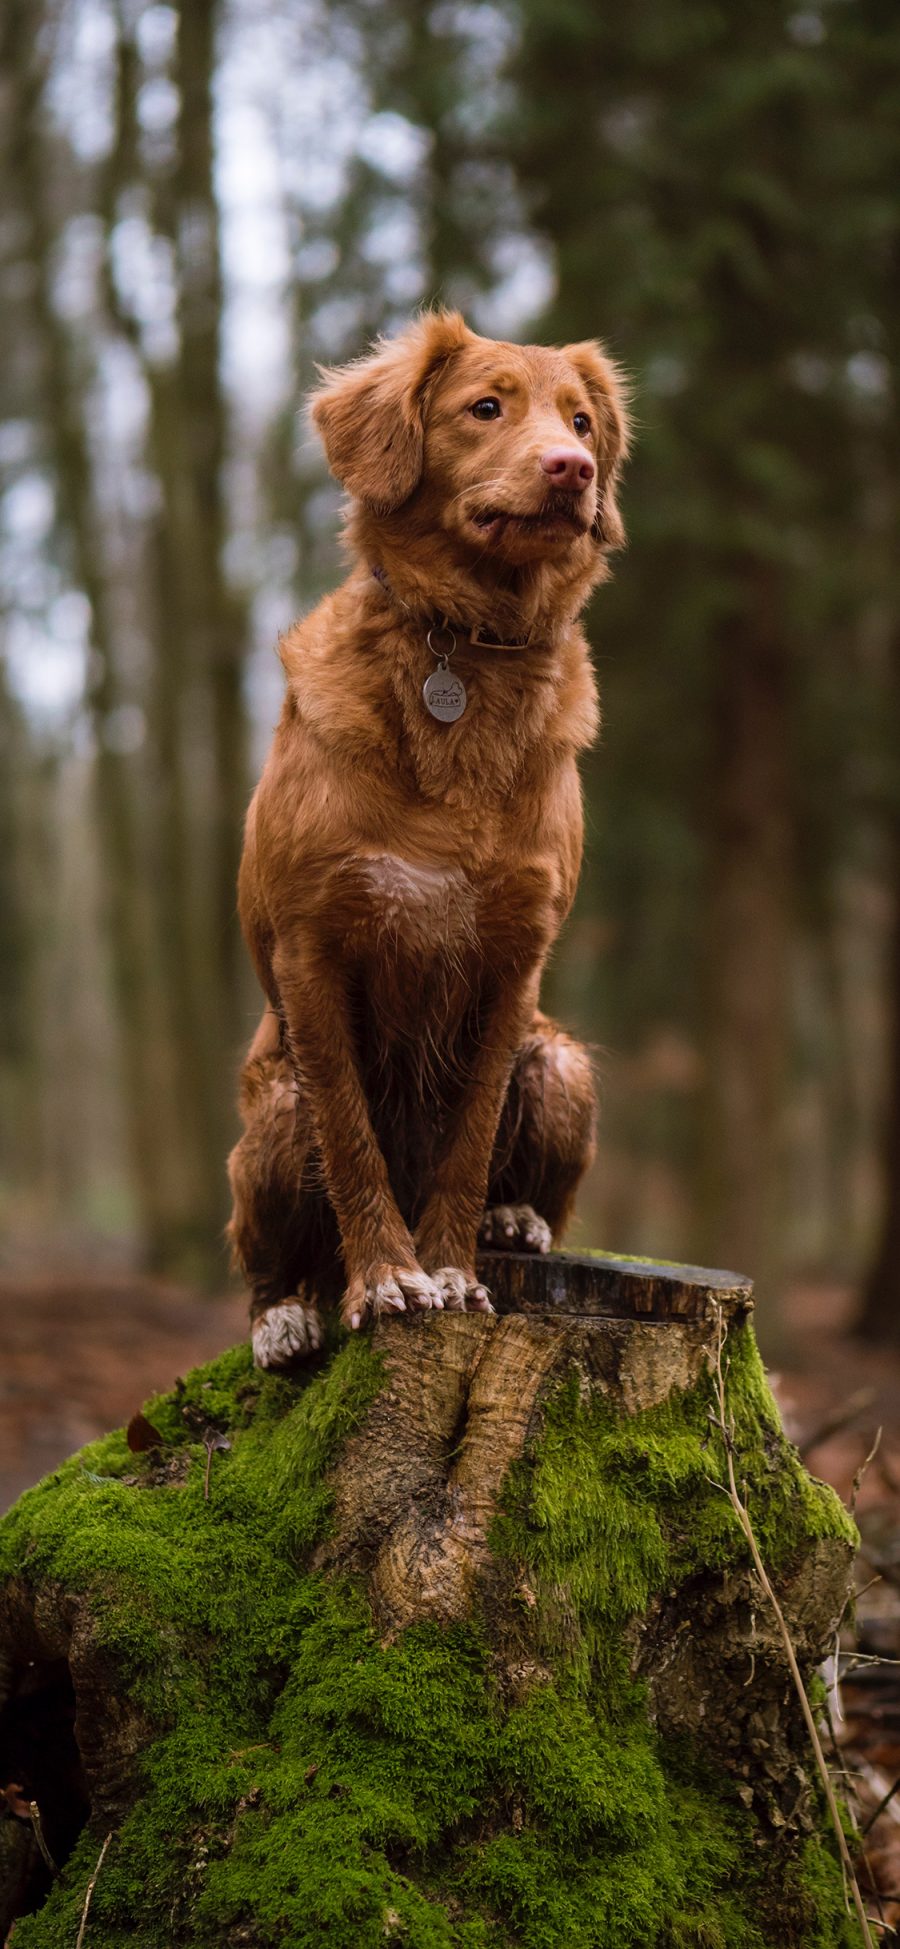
<box><xmin>0</xmin><ymin>1253</ymin><xmax>862</xmax><ymax>1947</ymax></box>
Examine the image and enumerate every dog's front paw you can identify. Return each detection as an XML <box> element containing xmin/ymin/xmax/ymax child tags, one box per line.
<box><xmin>251</xmin><ymin>1298</ymin><xmax>324</xmax><ymax>1370</ymax></box>
<box><xmin>431</xmin><ymin>1267</ymin><xmax>494</xmax><ymax>1315</ymax></box>
<box><xmin>478</xmin><ymin>1204</ymin><xmax>552</xmax><ymax>1254</ymax></box>
<box><xmin>342</xmin><ymin>1263</ymin><xmax>444</xmax><ymax>1332</ymax></box>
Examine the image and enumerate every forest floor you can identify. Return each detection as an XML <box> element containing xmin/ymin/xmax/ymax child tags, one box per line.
<box><xmin>2</xmin><ymin>1271</ymin><xmax>900</xmax><ymax>1933</ymax></box>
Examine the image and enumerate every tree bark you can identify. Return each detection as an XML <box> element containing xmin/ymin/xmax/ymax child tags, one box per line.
<box><xmin>171</xmin><ymin>0</ymin><xmax>251</xmax><ymax>1084</ymax></box>
<box><xmin>97</xmin><ymin>6</ymin><xmax>243</xmax><ymax>1270</ymax></box>
<box><xmin>0</xmin><ymin>0</ymin><xmax>179</xmax><ymax>1265</ymax></box>
<box><xmin>858</xmin><ymin>804</ymin><xmax>900</xmax><ymax>1344</ymax></box>
<box><xmin>698</xmin><ymin>572</ymin><xmax>793</xmax><ymax>1336</ymax></box>
<box><xmin>0</xmin><ymin>655</ymin><xmax>40</xmax><ymax>1191</ymax></box>
<box><xmin>0</xmin><ymin>1252</ymin><xmax>860</xmax><ymax>1948</ymax></box>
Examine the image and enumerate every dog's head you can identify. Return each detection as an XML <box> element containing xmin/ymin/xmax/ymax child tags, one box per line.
<box><xmin>311</xmin><ymin>311</ymin><xmax>629</xmax><ymax>572</ymax></box>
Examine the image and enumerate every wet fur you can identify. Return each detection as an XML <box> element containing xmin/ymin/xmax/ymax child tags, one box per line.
<box><xmin>227</xmin><ymin>310</ymin><xmax>628</xmax><ymax>1353</ymax></box>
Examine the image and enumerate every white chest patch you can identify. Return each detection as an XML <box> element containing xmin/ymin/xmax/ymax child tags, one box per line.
<box><xmin>351</xmin><ymin>852</ymin><xmax>476</xmax><ymax>957</ymax></box>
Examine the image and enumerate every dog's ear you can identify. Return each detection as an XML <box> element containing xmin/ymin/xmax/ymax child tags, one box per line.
<box><xmin>311</xmin><ymin>310</ymin><xmax>472</xmax><ymax>514</ymax></box>
<box><xmin>563</xmin><ymin>341</ymin><xmax>630</xmax><ymax>550</ymax></box>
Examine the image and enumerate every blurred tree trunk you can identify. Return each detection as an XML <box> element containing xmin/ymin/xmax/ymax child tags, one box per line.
<box><xmin>852</xmin><ymin>12</ymin><xmax>900</xmax><ymax>1328</ymax></box>
<box><xmin>147</xmin><ymin>0</ymin><xmax>251</xmax><ymax>1259</ymax></box>
<box><xmin>1</xmin><ymin>0</ymin><xmax>180</xmax><ymax>1266</ymax></box>
<box><xmin>0</xmin><ymin>653</ymin><xmax>38</xmax><ymax>1190</ymax></box>
<box><xmin>698</xmin><ymin>573</ymin><xmax>792</xmax><ymax>1312</ymax></box>
<box><xmin>859</xmin><ymin>640</ymin><xmax>900</xmax><ymax>1345</ymax></box>
<box><xmin>98</xmin><ymin>3</ymin><xmax>247</xmax><ymax>1273</ymax></box>
<box><xmin>172</xmin><ymin>0</ymin><xmax>251</xmax><ymax>1069</ymax></box>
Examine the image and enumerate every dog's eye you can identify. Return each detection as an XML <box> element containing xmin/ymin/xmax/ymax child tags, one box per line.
<box><xmin>573</xmin><ymin>411</ymin><xmax>592</xmax><ymax>437</ymax></box>
<box><xmin>470</xmin><ymin>397</ymin><xmax>501</xmax><ymax>421</ymax></box>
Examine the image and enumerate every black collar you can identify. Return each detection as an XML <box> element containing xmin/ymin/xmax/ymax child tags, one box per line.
<box><xmin>371</xmin><ymin>565</ymin><xmax>539</xmax><ymax>652</ymax></box>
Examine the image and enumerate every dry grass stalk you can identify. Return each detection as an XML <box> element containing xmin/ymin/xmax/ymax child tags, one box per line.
<box><xmin>708</xmin><ymin>1304</ymin><xmax>878</xmax><ymax>1949</ymax></box>
<box><xmin>75</xmin><ymin>1832</ymin><xmax>112</xmax><ymax>1949</ymax></box>
<box><xmin>26</xmin><ymin>1801</ymin><xmax>55</xmax><ymax>1875</ymax></box>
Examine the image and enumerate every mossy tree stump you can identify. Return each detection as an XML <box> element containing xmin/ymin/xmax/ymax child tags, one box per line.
<box><xmin>0</xmin><ymin>1254</ymin><xmax>861</xmax><ymax>1948</ymax></box>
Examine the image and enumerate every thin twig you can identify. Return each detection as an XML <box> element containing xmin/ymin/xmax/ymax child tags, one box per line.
<box><xmin>831</xmin><ymin>1572</ymin><xmax>885</xmax><ymax>1730</ymax></box>
<box><xmin>852</xmin><ymin>1430</ymin><xmax>884</xmax><ymax>1516</ymax></box>
<box><xmin>707</xmin><ymin>1305</ymin><xmax>877</xmax><ymax>1949</ymax></box>
<box><xmin>863</xmin><ymin>1773</ymin><xmax>900</xmax><ymax>1836</ymax></box>
<box><xmin>75</xmin><ymin>1832</ymin><xmax>112</xmax><ymax>1949</ymax></box>
<box><xmin>28</xmin><ymin>1801</ymin><xmax>56</xmax><ymax>1874</ymax></box>
<box><xmin>835</xmin><ymin>1574</ymin><xmax>883</xmax><ymax>1638</ymax></box>
<box><xmin>840</xmin><ymin>1653</ymin><xmax>900</xmax><ymax>1672</ymax></box>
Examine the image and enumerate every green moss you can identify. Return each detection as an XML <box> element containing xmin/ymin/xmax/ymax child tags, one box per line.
<box><xmin>587</xmin><ymin>1249</ymin><xmax>744</xmax><ymax>1275</ymax></box>
<box><xmin>490</xmin><ymin>1325</ymin><xmax>854</xmax><ymax>1700</ymax></box>
<box><xmin>0</xmin><ymin>1317</ymin><xmax>862</xmax><ymax>1949</ymax></box>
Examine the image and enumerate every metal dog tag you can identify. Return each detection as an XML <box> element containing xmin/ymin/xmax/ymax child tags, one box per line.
<box><xmin>423</xmin><ymin>668</ymin><xmax>467</xmax><ymax>723</ymax></box>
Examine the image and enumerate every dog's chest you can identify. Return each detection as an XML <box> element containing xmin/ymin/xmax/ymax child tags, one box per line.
<box><xmin>341</xmin><ymin>852</ymin><xmax>478</xmax><ymax>966</ymax></box>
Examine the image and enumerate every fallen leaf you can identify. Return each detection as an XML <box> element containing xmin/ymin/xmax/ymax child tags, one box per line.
<box><xmin>126</xmin><ymin>1413</ymin><xmax>164</xmax><ymax>1454</ymax></box>
<box><xmin>0</xmin><ymin>1781</ymin><xmax>30</xmax><ymax>1819</ymax></box>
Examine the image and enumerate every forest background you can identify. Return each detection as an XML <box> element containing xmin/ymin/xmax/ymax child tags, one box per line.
<box><xmin>1</xmin><ymin>0</ymin><xmax>899</xmax><ymax>1354</ymax></box>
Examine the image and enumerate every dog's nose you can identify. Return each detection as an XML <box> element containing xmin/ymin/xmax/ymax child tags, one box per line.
<box><xmin>540</xmin><ymin>446</ymin><xmax>596</xmax><ymax>490</ymax></box>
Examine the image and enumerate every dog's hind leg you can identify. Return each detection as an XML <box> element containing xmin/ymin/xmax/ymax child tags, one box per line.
<box><xmin>482</xmin><ymin>1012</ymin><xmax>596</xmax><ymax>1253</ymax></box>
<box><xmin>227</xmin><ymin>1011</ymin><xmax>340</xmax><ymax>1368</ymax></box>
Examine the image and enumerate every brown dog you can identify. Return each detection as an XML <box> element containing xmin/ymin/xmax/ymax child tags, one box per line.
<box><xmin>227</xmin><ymin>310</ymin><xmax>629</xmax><ymax>1367</ymax></box>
